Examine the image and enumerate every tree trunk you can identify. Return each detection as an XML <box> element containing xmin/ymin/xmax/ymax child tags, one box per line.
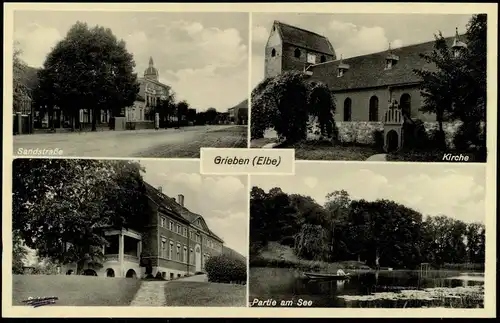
<box><xmin>76</xmin><ymin>260</ymin><xmax>85</xmax><ymax>275</ymax></box>
<box><xmin>92</xmin><ymin>107</ymin><xmax>98</xmax><ymax>131</ymax></box>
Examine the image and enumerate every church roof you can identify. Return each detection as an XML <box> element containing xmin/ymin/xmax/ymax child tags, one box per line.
<box><xmin>274</xmin><ymin>20</ymin><xmax>335</xmax><ymax>56</ymax></box>
<box><xmin>308</xmin><ymin>35</ymin><xmax>460</xmax><ymax>92</ymax></box>
<box><xmin>144</xmin><ymin>182</ymin><xmax>224</xmax><ymax>243</ymax></box>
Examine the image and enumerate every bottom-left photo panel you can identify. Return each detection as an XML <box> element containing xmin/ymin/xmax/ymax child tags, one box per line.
<box><xmin>11</xmin><ymin>158</ymin><xmax>248</xmax><ymax>307</ymax></box>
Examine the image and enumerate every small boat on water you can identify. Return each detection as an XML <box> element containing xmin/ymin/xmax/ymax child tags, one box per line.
<box><xmin>304</xmin><ymin>272</ymin><xmax>351</xmax><ymax>280</ymax></box>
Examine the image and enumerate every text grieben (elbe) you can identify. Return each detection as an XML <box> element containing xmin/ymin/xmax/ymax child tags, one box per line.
<box><xmin>213</xmin><ymin>155</ymin><xmax>281</xmax><ymax>167</ymax></box>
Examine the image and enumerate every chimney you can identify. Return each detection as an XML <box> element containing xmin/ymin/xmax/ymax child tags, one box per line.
<box><xmin>177</xmin><ymin>194</ymin><xmax>184</xmax><ymax>207</ymax></box>
<box><xmin>157</xmin><ymin>186</ymin><xmax>162</xmax><ymax>193</ymax></box>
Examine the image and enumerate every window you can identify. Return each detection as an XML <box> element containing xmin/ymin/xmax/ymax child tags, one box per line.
<box><xmin>190</xmin><ymin>248</ymin><xmax>194</xmax><ymax>264</ymax></box>
<box><xmin>343</xmin><ymin>98</ymin><xmax>352</xmax><ymax>122</ymax></box>
<box><xmin>162</xmin><ymin>272</ymin><xmax>166</xmax><ymax>279</ymax></box>
<box><xmin>169</xmin><ymin>241</ymin><xmax>174</xmax><ymax>259</ymax></box>
<box><xmin>178</xmin><ymin>274</ymin><xmax>181</xmax><ymax>278</ymax></box>
<box><xmin>170</xmin><ymin>273</ymin><xmax>174</xmax><ymax>280</ymax></box>
<box><xmin>169</xmin><ymin>221</ymin><xmax>173</xmax><ymax>231</ymax></box>
<box><xmin>320</xmin><ymin>55</ymin><xmax>326</xmax><ymax>63</ymax></box>
<box><xmin>196</xmin><ymin>234</ymin><xmax>201</xmax><ymax>243</ymax></box>
<box><xmin>385</xmin><ymin>60</ymin><xmax>393</xmax><ymax>70</ymax></box>
<box><xmin>294</xmin><ymin>48</ymin><xmax>301</xmax><ymax>58</ymax></box>
<box><xmin>369</xmin><ymin>96</ymin><xmax>379</xmax><ymax>122</ymax></box>
<box><xmin>176</xmin><ymin>244</ymin><xmax>181</xmax><ymax>261</ymax></box>
<box><xmin>337</xmin><ymin>69</ymin><xmax>344</xmax><ymax>78</ymax></box>
<box><xmin>307</xmin><ymin>53</ymin><xmax>316</xmax><ymax>64</ymax></box>
<box><xmin>183</xmin><ymin>228</ymin><xmax>187</xmax><ymax>237</ymax></box>
<box><xmin>183</xmin><ymin>247</ymin><xmax>187</xmax><ymax>263</ymax></box>
<box><xmin>161</xmin><ymin>239</ymin><xmax>167</xmax><ymax>258</ymax></box>
<box><xmin>176</xmin><ymin>225</ymin><xmax>180</xmax><ymax>234</ymax></box>
<box><xmin>271</xmin><ymin>48</ymin><xmax>276</xmax><ymax>57</ymax></box>
<box><xmin>160</xmin><ymin>217</ymin><xmax>166</xmax><ymax>227</ymax></box>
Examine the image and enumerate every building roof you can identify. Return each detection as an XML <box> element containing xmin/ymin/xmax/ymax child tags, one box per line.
<box><xmin>144</xmin><ymin>182</ymin><xmax>224</xmax><ymax>243</ymax></box>
<box><xmin>308</xmin><ymin>36</ymin><xmax>459</xmax><ymax>92</ymax></box>
<box><xmin>274</xmin><ymin>20</ymin><xmax>335</xmax><ymax>57</ymax></box>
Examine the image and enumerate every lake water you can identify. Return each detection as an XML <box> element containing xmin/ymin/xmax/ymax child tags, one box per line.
<box><xmin>249</xmin><ymin>267</ymin><xmax>484</xmax><ymax>308</ymax></box>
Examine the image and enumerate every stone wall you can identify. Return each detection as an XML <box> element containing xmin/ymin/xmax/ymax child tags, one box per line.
<box><xmin>307</xmin><ymin>118</ymin><xmax>475</xmax><ymax>149</ymax></box>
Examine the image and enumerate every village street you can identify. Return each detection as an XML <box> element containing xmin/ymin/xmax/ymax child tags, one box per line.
<box><xmin>13</xmin><ymin>125</ymin><xmax>248</xmax><ymax>158</ymax></box>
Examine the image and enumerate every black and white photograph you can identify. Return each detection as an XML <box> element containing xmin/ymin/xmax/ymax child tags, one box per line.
<box><xmin>12</xmin><ymin>11</ymin><xmax>249</xmax><ymax>158</ymax></box>
<box><xmin>249</xmin><ymin>163</ymin><xmax>486</xmax><ymax>308</ymax></box>
<box><xmin>12</xmin><ymin>158</ymin><xmax>248</xmax><ymax>307</ymax></box>
<box><xmin>250</xmin><ymin>13</ymin><xmax>487</xmax><ymax>163</ymax></box>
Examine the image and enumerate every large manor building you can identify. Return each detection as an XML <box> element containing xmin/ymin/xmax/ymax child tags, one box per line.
<box><xmin>264</xmin><ymin>20</ymin><xmax>468</xmax><ymax>123</ymax></box>
<box><xmin>125</xmin><ymin>57</ymin><xmax>172</xmax><ymax>123</ymax></box>
<box><xmin>60</xmin><ymin>182</ymin><xmax>226</xmax><ymax>279</ymax></box>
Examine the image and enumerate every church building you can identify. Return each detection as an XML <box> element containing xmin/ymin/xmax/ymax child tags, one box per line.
<box><xmin>264</xmin><ymin>20</ymin><xmax>468</xmax><ymax>123</ymax></box>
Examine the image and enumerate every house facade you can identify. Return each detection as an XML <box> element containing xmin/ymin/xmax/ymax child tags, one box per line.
<box><xmin>60</xmin><ymin>182</ymin><xmax>224</xmax><ymax>279</ymax></box>
<box><xmin>264</xmin><ymin>21</ymin><xmax>468</xmax><ymax>123</ymax></box>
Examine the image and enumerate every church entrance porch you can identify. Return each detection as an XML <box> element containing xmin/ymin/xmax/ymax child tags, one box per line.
<box><xmin>386</xmin><ymin>130</ymin><xmax>399</xmax><ymax>152</ymax></box>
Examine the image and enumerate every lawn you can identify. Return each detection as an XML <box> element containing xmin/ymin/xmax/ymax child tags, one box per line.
<box><xmin>164</xmin><ymin>281</ymin><xmax>247</xmax><ymax>307</ymax></box>
<box><xmin>282</xmin><ymin>141</ymin><xmax>381</xmax><ymax>161</ymax></box>
<box><xmin>250</xmin><ymin>137</ymin><xmax>277</xmax><ymax>148</ymax></box>
<box><xmin>12</xmin><ymin>275</ymin><xmax>142</xmax><ymax>306</ymax></box>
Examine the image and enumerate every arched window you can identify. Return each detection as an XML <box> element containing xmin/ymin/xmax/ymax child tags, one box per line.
<box><xmin>271</xmin><ymin>48</ymin><xmax>276</xmax><ymax>57</ymax></box>
<box><xmin>369</xmin><ymin>96</ymin><xmax>379</xmax><ymax>121</ymax></box>
<box><xmin>400</xmin><ymin>93</ymin><xmax>411</xmax><ymax>118</ymax></box>
<box><xmin>343</xmin><ymin>98</ymin><xmax>352</xmax><ymax>121</ymax></box>
<box><xmin>320</xmin><ymin>55</ymin><xmax>326</xmax><ymax>63</ymax></box>
<box><xmin>294</xmin><ymin>48</ymin><xmax>301</xmax><ymax>58</ymax></box>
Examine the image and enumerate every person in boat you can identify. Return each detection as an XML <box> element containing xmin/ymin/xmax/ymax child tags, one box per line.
<box><xmin>336</xmin><ymin>269</ymin><xmax>347</xmax><ymax>276</ymax></box>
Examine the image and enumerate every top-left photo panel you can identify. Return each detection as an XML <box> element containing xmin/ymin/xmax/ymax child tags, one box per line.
<box><xmin>11</xmin><ymin>10</ymin><xmax>249</xmax><ymax>158</ymax></box>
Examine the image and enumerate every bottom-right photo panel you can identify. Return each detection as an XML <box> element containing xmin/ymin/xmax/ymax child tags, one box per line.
<box><xmin>249</xmin><ymin>162</ymin><xmax>485</xmax><ymax>309</ymax></box>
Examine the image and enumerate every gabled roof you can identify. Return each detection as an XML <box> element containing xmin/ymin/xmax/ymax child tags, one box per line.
<box><xmin>274</xmin><ymin>20</ymin><xmax>335</xmax><ymax>56</ymax></box>
<box><xmin>308</xmin><ymin>36</ymin><xmax>460</xmax><ymax>92</ymax></box>
<box><xmin>144</xmin><ymin>182</ymin><xmax>224</xmax><ymax>243</ymax></box>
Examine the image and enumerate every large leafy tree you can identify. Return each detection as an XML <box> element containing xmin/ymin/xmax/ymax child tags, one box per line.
<box><xmin>35</xmin><ymin>21</ymin><xmax>139</xmax><ymax>131</ymax></box>
<box><xmin>307</xmin><ymin>81</ymin><xmax>337</xmax><ymax>139</ymax></box>
<box><xmin>414</xmin><ymin>14</ymin><xmax>486</xmax><ymax>150</ymax></box>
<box><xmin>176</xmin><ymin>100</ymin><xmax>190</xmax><ymax>127</ymax></box>
<box><xmin>12</xmin><ymin>159</ymin><xmax>147</xmax><ymax>274</ymax></box>
<box><xmin>251</xmin><ymin>72</ymin><xmax>337</xmax><ymax>143</ymax></box>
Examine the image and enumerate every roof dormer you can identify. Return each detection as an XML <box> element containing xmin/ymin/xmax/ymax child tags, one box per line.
<box><xmin>451</xmin><ymin>27</ymin><xmax>468</xmax><ymax>58</ymax></box>
<box><xmin>337</xmin><ymin>55</ymin><xmax>350</xmax><ymax>77</ymax></box>
<box><xmin>385</xmin><ymin>43</ymin><xmax>399</xmax><ymax>70</ymax></box>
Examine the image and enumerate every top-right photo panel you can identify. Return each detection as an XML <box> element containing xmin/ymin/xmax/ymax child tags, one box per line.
<box><xmin>250</xmin><ymin>13</ymin><xmax>488</xmax><ymax>163</ymax></box>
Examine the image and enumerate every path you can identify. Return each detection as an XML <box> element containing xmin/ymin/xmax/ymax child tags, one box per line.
<box><xmin>13</xmin><ymin>125</ymin><xmax>247</xmax><ymax>158</ymax></box>
<box><xmin>129</xmin><ymin>281</ymin><xmax>167</xmax><ymax>306</ymax></box>
<box><xmin>175</xmin><ymin>274</ymin><xmax>209</xmax><ymax>282</ymax></box>
<box><xmin>366</xmin><ymin>153</ymin><xmax>388</xmax><ymax>161</ymax></box>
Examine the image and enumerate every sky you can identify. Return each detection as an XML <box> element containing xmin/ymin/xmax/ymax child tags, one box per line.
<box><xmin>13</xmin><ymin>11</ymin><xmax>250</xmax><ymax>112</ymax></box>
<box><xmin>251</xmin><ymin>13</ymin><xmax>474</xmax><ymax>88</ymax></box>
<box><xmin>139</xmin><ymin>160</ymin><xmax>248</xmax><ymax>257</ymax></box>
<box><xmin>252</xmin><ymin>163</ymin><xmax>486</xmax><ymax>224</ymax></box>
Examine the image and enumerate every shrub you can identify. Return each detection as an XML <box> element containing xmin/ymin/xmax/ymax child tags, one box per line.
<box><xmin>205</xmin><ymin>254</ymin><xmax>247</xmax><ymax>284</ymax></box>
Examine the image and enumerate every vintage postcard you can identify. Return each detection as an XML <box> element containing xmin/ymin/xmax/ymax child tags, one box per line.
<box><xmin>2</xmin><ymin>2</ymin><xmax>497</xmax><ymax>319</ymax></box>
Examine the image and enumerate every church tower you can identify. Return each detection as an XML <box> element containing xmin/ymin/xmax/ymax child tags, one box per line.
<box><xmin>144</xmin><ymin>56</ymin><xmax>159</xmax><ymax>81</ymax></box>
<box><xmin>264</xmin><ymin>21</ymin><xmax>336</xmax><ymax>80</ymax></box>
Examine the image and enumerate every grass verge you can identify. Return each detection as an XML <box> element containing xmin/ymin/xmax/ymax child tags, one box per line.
<box><xmin>12</xmin><ymin>275</ymin><xmax>141</xmax><ymax>306</ymax></box>
<box><xmin>250</xmin><ymin>242</ymin><xmax>371</xmax><ymax>272</ymax></box>
<box><xmin>164</xmin><ymin>281</ymin><xmax>246</xmax><ymax>307</ymax></box>
<box><xmin>279</xmin><ymin>140</ymin><xmax>381</xmax><ymax>161</ymax></box>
